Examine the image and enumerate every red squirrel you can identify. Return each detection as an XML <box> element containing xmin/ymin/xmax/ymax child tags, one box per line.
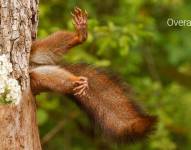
<box><xmin>30</xmin><ymin>7</ymin><xmax>157</xmax><ymax>142</ymax></box>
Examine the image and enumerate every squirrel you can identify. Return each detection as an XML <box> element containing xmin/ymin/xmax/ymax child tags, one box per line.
<box><xmin>30</xmin><ymin>7</ymin><xmax>157</xmax><ymax>142</ymax></box>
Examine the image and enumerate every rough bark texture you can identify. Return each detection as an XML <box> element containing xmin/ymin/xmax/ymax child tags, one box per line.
<box><xmin>0</xmin><ymin>0</ymin><xmax>41</xmax><ymax>149</ymax></box>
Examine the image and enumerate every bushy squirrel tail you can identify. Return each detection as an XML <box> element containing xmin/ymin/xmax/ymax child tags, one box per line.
<box><xmin>64</xmin><ymin>64</ymin><xmax>157</xmax><ymax>142</ymax></box>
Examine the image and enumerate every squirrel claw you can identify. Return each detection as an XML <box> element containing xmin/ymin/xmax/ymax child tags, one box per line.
<box><xmin>71</xmin><ymin>7</ymin><xmax>87</xmax><ymax>30</ymax></box>
<box><xmin>73</xmin><ymin>76</ymin><xmax>88</xmax><ymax>96</ymax></box>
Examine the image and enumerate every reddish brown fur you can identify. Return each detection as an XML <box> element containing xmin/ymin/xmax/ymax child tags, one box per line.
<box><xmin>30</xmin><ymin>8</ymin><xmax>87</xmax><ymax>66</ymax></box>
<box><xmin>64</xmin><ymin>64</ymin><xmax>157</xmax><ymax>141</ymax></box>
<box><xmin>30</xmin><ymin>64</ymin><xmax>157</xmax><ymax>141</ymax></box>
<box><xmin>30</xmin><ymin>66</ymin><xmax>76</xmax><ymax>94</ymax></box>
<box><xmin>29</xmin><ymin>7</ymin><xmax>157</xmax><ymax>142</ymax></box>
<box><xmin>30</xmin><ymin>31</ymin><xmax>85</xmax><ymax>65</ymax></box>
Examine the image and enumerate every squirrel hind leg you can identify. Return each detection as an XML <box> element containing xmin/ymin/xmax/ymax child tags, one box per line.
<box><xmin>63</xmin><ymin>64</ymin><xmax>157</xmax><ymax>142</ymax></box>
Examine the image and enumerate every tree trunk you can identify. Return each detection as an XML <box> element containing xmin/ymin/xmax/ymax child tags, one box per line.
<box><xmin>0</xmin><ymin>0</ymin><xmax>41</xmax><ymax>149</ymax></box>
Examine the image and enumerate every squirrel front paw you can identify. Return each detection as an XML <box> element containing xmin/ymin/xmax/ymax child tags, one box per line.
<box><xmin>71</xmin><ymin>7</ymin><xmax>88</xmax><ymax>42</ymax></box>
<box><xmin>73</xmin><ymin>76</ymin><xmax>89</xmax><ymax>96</ymax></box>
<box><xmin>71</xmin><ymin>7</ymin><xmax>88</xmax><ymax>31</ymax></box>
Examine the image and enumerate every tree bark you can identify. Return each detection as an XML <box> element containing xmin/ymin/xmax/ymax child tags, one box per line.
<box><xmin>0</xmin><ymin>0</ymin><xmax>41</xmax><ymax>149</ymax></box>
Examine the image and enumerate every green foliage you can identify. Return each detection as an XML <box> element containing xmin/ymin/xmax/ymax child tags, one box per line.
<box><xmin>37</xmin><ymin>0</ymin><xmax>191</xmax><ymax>149</ymax></box>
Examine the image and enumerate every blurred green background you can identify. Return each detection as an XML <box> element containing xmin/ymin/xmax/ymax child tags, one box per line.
<box><xmin>37</xmin><ymin>0</ymin><xmax>191</xmax><ymax>149</ymax></box>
